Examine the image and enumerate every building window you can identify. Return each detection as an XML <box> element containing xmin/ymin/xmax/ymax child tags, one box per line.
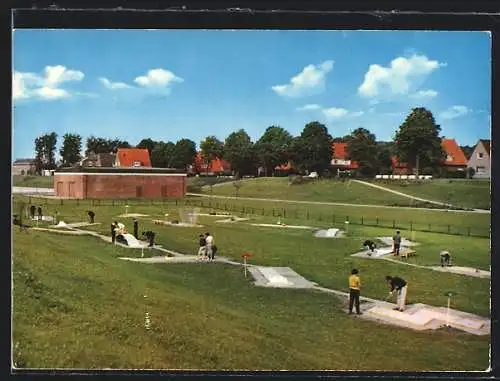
<box><xmin>476</xmin><ymin>166</ymin><xmax>485</xmax><ymax>173</ymax></box>
<box><xmin>446</xmin><ymin>155</ymin><xmax>453</xmax><ymax>162</ymax></box>
<box><xmin>133</xmin><ymin>161</ymin><xmax>141</xmax><ymax>167</ymax></box>
<box><xmin>477</xmin><ymin>152</ymin><xmax>484</xmax><ymax>159</ymax></box>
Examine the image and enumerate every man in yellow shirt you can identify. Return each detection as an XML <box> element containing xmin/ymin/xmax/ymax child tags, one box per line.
<box><xmin>348</xmin><ymin>269</ymin><xmax>362</xmax><ymax>315</ymax></box>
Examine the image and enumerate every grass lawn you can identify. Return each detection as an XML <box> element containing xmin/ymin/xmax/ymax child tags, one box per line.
<box><xmin>371</xmin><ymin>179</ymin><xmax>491</xmax><ymax>210</ymax></box>
<box><xmin>200</xmin><ymin>177</ymin><xmax>438</xmax><ymax>208</ymax></box>
<box><xmin>13</xmin><ymin>226</ymin><xmax>490</xmax><ymax>370</ymax></box>
<box><xmin>13</xmin><ymin>175</ymin><xmax>54</xmax><ymax>188</ymax></box>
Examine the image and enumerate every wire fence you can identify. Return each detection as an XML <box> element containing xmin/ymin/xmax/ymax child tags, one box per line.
<box><xmin>14</xmin><ymin>195</ymin><xmax>490</xmax><ymax>239</ymax></box>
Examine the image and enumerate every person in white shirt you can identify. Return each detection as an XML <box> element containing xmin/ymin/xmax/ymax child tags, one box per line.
<box><xmin>205</xmin><ymin>232</ymin><xmax>214</xmax><ymax>261</ymax></box>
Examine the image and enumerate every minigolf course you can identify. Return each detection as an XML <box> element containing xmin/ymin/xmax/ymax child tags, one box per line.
<box><xmin>314</xmin><ymin>228</ymin><xmax>344</xmax><ymax>238</ymax></box>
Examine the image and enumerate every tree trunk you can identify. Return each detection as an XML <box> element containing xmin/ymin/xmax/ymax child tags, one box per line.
<box><xmin>415</xmin><ymin>154</ymin><xmax>420</xmax><ymax>177</ymax></box>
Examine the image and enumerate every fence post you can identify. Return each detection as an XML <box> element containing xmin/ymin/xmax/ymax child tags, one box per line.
<box><xmin>467</xmin><ymin>227</ymin><xmax>470</xmax><ymax>236</ymax></box>
<box><xmin>361</xmin><ymin>216</ymin><xmax>364</xmax><ymax>225</ymax></box>
<box><xmin>376</xmin><ymin>218</ymin><xmax>379</xmax><ymax>226</ymax></box>
<box><xmin>60</xmin><ymin>199</ymin><xmax>63</xmax><ymax>206</ymax></box>
<box><xmin>447</xmin><ymin>225</ymin><xmax>451</xmax><ymax>234</ymax></box>
<box><xmin>306</xmin><ymin>210</ymin><xmax>309</xmax><ymax>220</ymax></box>
<box><xmin>283</xmin><ymin>208</ymin><xmax>286</xmax><ymax>218</ymax></box>
<box><xmin>392</xmin><ymin>220</ymin><xmax>395</xmax><ymax>228</ymax></box>
<box><xmin>410</xmin><ymin>222</ymin><xmax>413</xmax><ymax>231</ymax></box>
<box><xmin>262</xmin><ymin>208</ymin><xmax>265</xmax><ymax>215</ymax></box>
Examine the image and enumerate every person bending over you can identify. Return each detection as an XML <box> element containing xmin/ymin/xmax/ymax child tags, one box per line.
<box><xmin>385</xmin><ymin>275</ymin><xmax>408</xmax><ymax>312</ymax></box>
<box><xmin>363</xmin><ymin>240</ymin><xmax>376</xmax><ymax>253</ymax></box>
<box><xmin>440</xmin><ymin>250</ymin><xmax>451</xmax><ymax>267</ymax></box>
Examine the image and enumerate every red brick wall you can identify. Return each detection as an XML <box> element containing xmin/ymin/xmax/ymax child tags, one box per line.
<box><xmin>54</xmin><ymin>173</ymin><xmax>187</xmax><ymax>199</ymax></box>
<box><xmin>54</xmin><ymin>174</ymin><xmax>86</xmax><ymax>198</ymax></box>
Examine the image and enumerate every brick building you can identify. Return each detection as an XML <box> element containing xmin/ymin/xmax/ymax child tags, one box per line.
<box><xmin>54</xmin><ymin>167</ymin><xmax>187</xmax><ymax>199</ymax></box>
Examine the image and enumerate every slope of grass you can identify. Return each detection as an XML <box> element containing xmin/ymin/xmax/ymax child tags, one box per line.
<box><xmin>371</xmin><ymin>179</ymin><xmax>491</xmax><ymax>210</ymax></box>
<box><xmin>13</xmin><ymin>229</ymin><xmax>490</xmax><ymax>370</ymax></box>
<box><xmin>200</xmin><ymin>177</ymin><xmax>433</xmax><ymax>207</ymax></box>
<box><xmin>13</xmin><ymin>175</ymin><xmax>54</xmax><ymax>188</ymax></box>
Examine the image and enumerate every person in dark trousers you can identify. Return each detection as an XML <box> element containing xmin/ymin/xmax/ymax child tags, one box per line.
<box><xmin>210</xmin><ymin>245</ymin><xmax>218</xmax><ymax>261</ymax></box>
<box><xmin>440</xmin><ymin>250</ymin><xmax>451</xmax><ymax>267</ymax></box>
<box><xmin>385</xmin><ymin>275</ymin><xmax>408</xmax><ymax>312</ymax></box>
<box><xmin>87</xmin><ymin>211</ymin><xmax>95</xmax><ymax>224</ymax></box>
<box><xmin>13</xmin><ymin>215</ymin><xmax>29</xmax><ymax>232</ymax></box>
<box><xmin>197</xmin><ymin>234</ymin><xmax>207</xmax><ymax>258</ymax></box>
<box><xmin>111</xmin><ymin>221</ymin><xmax>117</xmax><ymax>244</ymax></box>
<box><xmin>393</xmin><ymin>231</ymin><xmax>402</xmax><ymax>256</ymax></box>
<box><xmin>133</xmin><ymin>218</ymin><xmax>139</xmax><ymax>239</ymax></box>
<box><xmin>348</xmin><ymin>269</ymin><xmax>362</xmax><ymax>315</ymax></box>
<box><xmin>29</xmin><ymin>205</ymin><xmax>36</xmax><ymax>219</ymax></box>
<box><xmin>142</xmin><ymin>231</ymin><xmax>156</xmax><ymax>247</ymax></box>
<box><xmin>363</xmin><ymin>240</ymin><xmax>376</xmax><ymax>254</ymax></box>
<box><xmin>37</xmin><ymin>206</ymin><xmax>43</xmax><ymax>221</ymax></box>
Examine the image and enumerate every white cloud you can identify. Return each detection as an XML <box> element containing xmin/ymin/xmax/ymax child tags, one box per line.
<box><xmin>298</xmin><ymin>104</ymin><xmax>364</xmax><ymax>120</ymax></box>
<box><xmin>439</xmin><ymin>105</ymin><xmax>470</xmax><ymax>120</ymax></box>
<box><xmin>411</xmin><ymin>89</ymin><xmax>438</xmax><ymax>99</ymax></box>
<box><xmin>99</xmin><ymin>77</ymin><xmax>132</xmax><ymax>90</ymax></box>
<box><xmin>13</xmin><ymin>65</ymin><xmax>84</xmax><ymax>101</ymax></box>
<box><xmin>358</xmin><ymin>54</ymin><xmax>446</xmax><ymax>98</ymax></box>
<box><xmin>296</xmin><ymin>104</ymin><xmax>322</xmax><ymax>111</ymax></box>
<box><xmin>134</xmin><ymin>68</ymin><xmax>183</xmax><ymax>88</ymax></box>
<box><xmin>322</xmin><ymin>107</ymin><xmax>348</xmax><ymax>118</ymax></box>
<box><xmin>272</xmin><ymin>60</ymin><xmax>334</xmax><ymax>98</ymax></box>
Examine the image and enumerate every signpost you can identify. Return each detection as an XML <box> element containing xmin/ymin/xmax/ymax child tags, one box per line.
<box><xmin>444</xmin><ymin>291</ymin><xmax>457</xmax><ymax>328</ymax></box>
<box><xmin>242</xmin><ymin>252</ymin><xmax>251</xmax><ymax>278</ymax></box>
<box><xmin>125</xmin><ymin>204</ymin><xmax>129</xmax><ymax>216</ymax></box>
<box><xmin>344</xmin><ymin>220</ymin><xmax>349</xmax><ymax>234</ymax></box>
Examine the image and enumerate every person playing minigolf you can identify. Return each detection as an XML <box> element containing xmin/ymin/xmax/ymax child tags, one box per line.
<box><xmin>87</xmin><ymin>210</ymin><xmax>95</xmax><ymax>224</ymax></box>
<box><xmin>133</xmin><ymin>218</ymin><xmax>139</xmax><ymax>239</ymax></box>
<box><xmin>385</xmin><ymin>275</ymin><xmax>408</xmax><ymax>312</ymax></box>
<box><xmin>363</xmin><ymin>239</ymin><xmax>376</xmax><ymax>255</ymax></box>
<box><xmin>348</xmin><ymin>269</ymin><xmax>362</xmax><ymax>315</ymax></box>
<box><xmin>392</xmin><ymin>231</ymin><xmax>402</xmax><ymax>256</ymax></box>
<box><xmin>440</xmin><ymin>250</ymin><xmax>451</xmax><ymax>267</ymax></box>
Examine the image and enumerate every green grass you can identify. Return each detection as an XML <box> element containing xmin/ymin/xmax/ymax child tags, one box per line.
<box><xmin>13</xmin><ymin>175</ymin><xmax>54</xmax><ymax>188</ymax></box>
<box><xmin>13</xmin><ymin>226</ymin><xmax>490</xmax><ymax>370</ymax></box>
<box><xmin>201</xmin><ymin>177</ymin><xmax>438</xmax><ymax>207</ymax></box>
<box><xmin>372</xmin><ymin>179</ymin><xmax>491</xmax><ymax>210</ymax></box>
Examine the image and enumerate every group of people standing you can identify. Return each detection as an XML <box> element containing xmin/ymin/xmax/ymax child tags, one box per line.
<box><xmin>348</xmin><ymin>269</ymin><xmax>408</xmax><ymax>314</ymax></box>
<box><xmin>198</xmin><ymin>232</ymin><xmax>217</xmax><ymax>261</ymax></box>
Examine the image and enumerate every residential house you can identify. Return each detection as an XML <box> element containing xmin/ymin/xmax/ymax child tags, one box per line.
<box><xmin>390</xmin><ymin>138</ymin><xmax>468</xmax><ymax>175</ymax></box>
<box><xmin>440</xmin><ymin>138</ymin><xmax>468</xmax><ymax>173</ymax></box>
<box><xmin>330</xmin><ymin>142</ymin><xmax>359</xmax><ymax>174</ymax></box>
<box><xmin>192</xmin><ymin>152</ymin><xmax>231</xmax><ymax>175</ymax></box>
<box><xmin>12</xmin><ymin>158</ymin><xmax>35</xmax><ymax>176</ymax></box>
<box><xmin>80</xmin><ymin>152</ymin><xmax>116</xmax><ymax>168</ymax></box>
<box><xmin>115</xmin><ymin>148</ymin><xmax>152</xmax><ymax>168</ymax></box>
<box><xmin>467</xmin><ymin>139</ymin><xmax>491</xmax><ymax>179</ymax></box>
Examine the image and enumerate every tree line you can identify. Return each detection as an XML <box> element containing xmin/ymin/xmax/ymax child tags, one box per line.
<box><xmin>31</xmin><ymin>107</ymin><xmax>470</xmax><ymax>177</ymax></box>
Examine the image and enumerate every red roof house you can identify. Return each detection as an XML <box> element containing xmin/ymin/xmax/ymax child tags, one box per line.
<box><xmin>330</xmin><ymin>142</ymin><xmax>359</xmax><ymax>169</ymax></box>
<box><xmin>193</xmin><ymin>152</ymin><xmax>231</xmax><ymax>174</ymax></box>
<box><xmin>115</xmin><ymin>148</ymin><xmax>152</xmax><ymax>167</ymax></box>
<box><xmin>441</xmin><ymin>138</ymin><xmax>468</xmax><ymax>170</ymax></box>
<box><xmin>391</xmin><ymin>156</ymin><xmax>409</xmax><ymax>174</ymax></box>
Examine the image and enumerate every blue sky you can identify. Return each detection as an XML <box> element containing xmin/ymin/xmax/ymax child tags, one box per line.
<box><xmin>12</xmin><ymin>29</ymin><xmax>491</xmax><ymax>160</ymax></box>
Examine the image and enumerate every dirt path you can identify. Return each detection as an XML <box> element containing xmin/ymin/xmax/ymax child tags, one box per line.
<box><xmin>187</xmin><ymin>193</ymin><xmax>489</xmax><ymax>214</ymax></box>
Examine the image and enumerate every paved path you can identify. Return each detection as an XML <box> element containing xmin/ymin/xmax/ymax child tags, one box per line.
<box><xmin>13</xmin><ymin>186</ymin><xmax>54</xmax><ymax>195</ymax></box>
<box><xmin>187</xmin><ymin>193</ymin><xmax>489</xmax><ymax>214</ymax></box>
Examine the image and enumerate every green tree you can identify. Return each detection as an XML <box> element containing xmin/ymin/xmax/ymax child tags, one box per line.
<box><xmin>345</xmin><ymin>127</ymin><xmax>379</xmax><ymax>177</ymax></box>
<box><xmin>172</xmin><ymin>138</ymin><xmax>197</xmax><ymax>170</ymax></box>
<box><xmin>34</xmin><ymin>132</ymin><xmax>58</xmax><ymax>173</ymax></box>
<box><xmin>59</xmin><ymin>133</ymin><xmax>82</xmax><ymax>167</ymax></box>
<box><xmin>377</xmin><ymin>148</ymin><xmax>393</xmax><ymax>175</ymax></box>
<box><xmin>254</xmin><ymin>126</ymin><xmax>293</xmax><ymax>176</ymax></box>
<box><xmin>393</xmin><ymin>107</ymin><xmax>445</xmax><ymax>176</ymax></box>
<box><xmin>136</xmin><ymin>138</ymin><xmax>158</xmax><ymax>156</ymax></box>
<box><xmin>151</xmin><ymin>141</ymin><xmax>176</xmax><ymax>168</ymax></box>
<box><xmin>223</xmin><ymin>129</ymin><xmax>256</xmax><ymax>177</ymax></box>
<box><xmin>85</xmin><ymin>136</ymin><xmax>131</xmax><ymax>155</ymax></box>
<box><xmin>291</xmin><ymin>121</ymin><xmax>332</xmax><ymax>174</ymax></box>
<box><xmin>460</xmin><ymin>145</ymin><xmax>474</xmax><ymax>160</ymax></box>
<box><xmin>200</xmin><ymin>136</ymin><xmax>224</xmax><ymax>174</ymax></box>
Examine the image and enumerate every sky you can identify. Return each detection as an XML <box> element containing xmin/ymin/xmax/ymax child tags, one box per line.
<box><xmin>12</xmin><ymin>29</ymin><xmax>491</xmax><ymax>160</ymax></box>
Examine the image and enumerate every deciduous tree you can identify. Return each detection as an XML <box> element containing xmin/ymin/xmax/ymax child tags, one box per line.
<box><xmin>200</xmin><ymin>136</ymin><xmax>224</xmax><ymax>174</ymax></box>
<box><xmin>172</xmin><ymin>138</ymin><xmax>197</xmax><ymax>170</ymax></box>
<box><xmin>393</xmin><ymin>107</ymin><xmax>445</xmax><ymax>175</ymax></box>
<box><xmin>223</xmin><ymin>129</ymin><xmax>256</xmax><ymax>177</ymax></box>
<box><xmin>345</xmin><ymin>127</ymin><xmax>379</xmax><ymax>177</ymax></box>
<box><xmin>291</xmin><ymin>121</ymin><xmax>332</xmax><ymax>175</ymax></box>
<box><xmin>254</xmin><ymin>126</ymin><xmax>293</xmax><ymax>176</ymax></box>
<box><xmin>59</xmin><ymin>133</ymin><xmax>82</xmax><ymax>167</ymax></box>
